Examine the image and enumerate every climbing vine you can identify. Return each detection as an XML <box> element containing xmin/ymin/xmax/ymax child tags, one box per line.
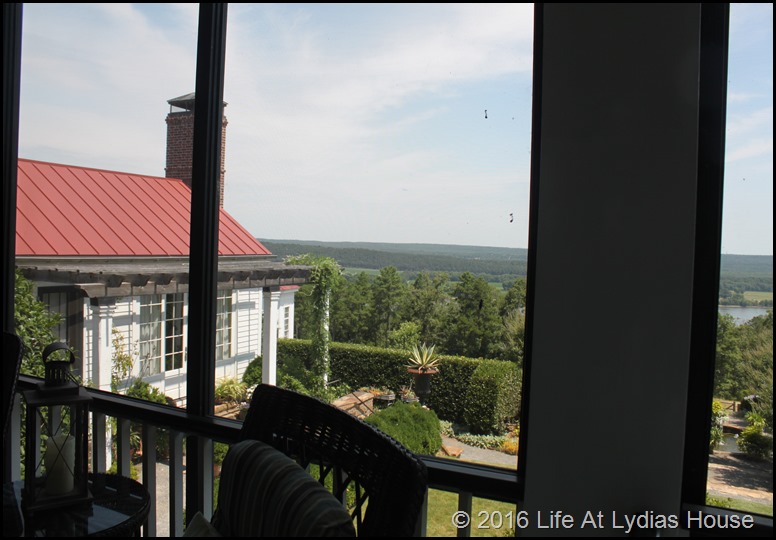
<box><xmin>286</xmin><ymin>254</ymin><xmax>342</xmax><ymax>385</ymax></box>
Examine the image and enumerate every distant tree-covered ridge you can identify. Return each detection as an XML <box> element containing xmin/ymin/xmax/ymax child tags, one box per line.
<box><xmin>262</xmin><ymin>240</ymin><xmax>528</xmax><ymax>276</ymax></box>
<box><xmin>261</xmin><ymin>239</ymin><xmax>771</xmax><ymax>288</ymax></box>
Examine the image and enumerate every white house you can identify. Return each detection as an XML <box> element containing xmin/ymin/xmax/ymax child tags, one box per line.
<box><xmin>15</xmin><ymin>157</ymin><xmax>308</xmax><ymax>405</ymax></box>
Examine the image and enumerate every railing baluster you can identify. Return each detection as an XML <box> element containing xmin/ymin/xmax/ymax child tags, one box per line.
<box><xmin>142</xmin><ymin>424</ymin><xmax>157</xmax><ymax>537</ymax></box>
<box><xmin>200</xmin><ymin>436</ymin><xmax>214</xmax><ymax>519</ymax></box>
<box><xmin>116</xmin><ymin>417</ymin><xmax>131</xmax><ymax>477</ymax></box>
<box><xmin>14</xmin><ymin>379</ymin><xmax>522</xmax><ymax>537</ymax></box>
<box><xmin>457</xmin><ymin>491</ymin><xmax>473</xmax><ymax>537</ymax></box>
<box><xmin>92</xmin><ymin>413</ymin><xmax>107</xmax><ymax>473</ymax></box>
<box><xmin>415</xmin><ymin>487</ymin><xmax>429</xmax><ymax>537</ymax></box>
<box><xmin>169</xmin><ymin>430</ymin><xmax>185</xmax><ymax>537</ymax></box>
<box><xmin>9</xmin><ymin>394</ymin><xmax>22</xmax><ymax>481</ymax></box>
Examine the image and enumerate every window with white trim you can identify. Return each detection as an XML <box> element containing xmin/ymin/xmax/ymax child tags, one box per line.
<box><xmin>139</xmin><ymin>295</ymin><xmax>163</xmax><ymax>376</ymax></box>
<box><xmin>165</xmin><ymin>293</ymin><xmax>185</xmax><ymax>371</ymax></box>
<box><xmin>138</xmin><ymin>293</ymin><xmax>187</xmax><ymax>376</ymax></box>
<box><xmin>283</xmin><ymin>306</ymin><xmax>291</xmax><ymax>338</ymax></box>
<box><xmin>216</xmin><ymin>290</ymin><xmax>233</xmax><ymax>362</ymax></box>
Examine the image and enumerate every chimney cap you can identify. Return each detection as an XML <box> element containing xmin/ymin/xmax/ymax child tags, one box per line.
<box><xmin>168</xmin><ymin>92</ymin><xmax>227</xmax><ymax>113</ymax></box>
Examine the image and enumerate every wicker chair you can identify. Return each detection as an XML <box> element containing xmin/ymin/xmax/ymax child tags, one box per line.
<box><xmin>237</xmin><ymin>384</ymin><xmax>428</xmax><ymax>537</ymax></box>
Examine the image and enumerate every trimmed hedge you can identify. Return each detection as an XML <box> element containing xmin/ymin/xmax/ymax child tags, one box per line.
<box><xmin>278</xmin><ymin>339</ymin><xmax>521</xmax><ymax>434</ymax></box>
<box><xmin>365</xmin><ymin>401</ymin><xmax>442</xmax><ymax>455</ymax></box>
<box><xmin>463</xmin><ymin>361</ymin><xmax>521</xmax><ymax>434</ymax></box>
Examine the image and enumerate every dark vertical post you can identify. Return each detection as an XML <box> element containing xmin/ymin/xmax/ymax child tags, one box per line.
<box><xmin>2</xmin><ymin>3</ymin><xmax>22</xmax><ymax>335</ymax></box>
<box><xmin>3</xmin><ymin>2</ymin><xmax>23</xmax><ymax>485</ymax></box>
<box><xmin>186</xmin><ymin>2</ymin><xmax>228</xmax><ymax>522</ymax></box>
<box><xmin>682</xmin><ymin>2</ymin><xmax>729</xmax><ymax>507</ymax></box>
<box><xmin>516</xmin><ymin>2</ymin><xmax>543</xmax><ymax>505</ymax></box>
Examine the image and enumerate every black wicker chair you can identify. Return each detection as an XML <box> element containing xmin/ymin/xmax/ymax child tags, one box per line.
<box><xmin>237</xmin><ymin>384</ymin><xmax>428</xmax><ymax>537</ymax></box>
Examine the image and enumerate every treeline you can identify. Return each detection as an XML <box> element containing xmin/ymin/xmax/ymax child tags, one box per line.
<box><xmin>264</xmin><ymin>241</ymin><xmax>527</xmax><ymax>276</ymax></box>
<box><xmin>720</xmin><ymin>254</ymin><xmax>773</xmax><ymax>275</ymax></box>
<box><xmin>719</xmin><ymin>273</ymin><xmax>773</xmax><ymax>306</ymax></box>
<box><xmin>294</xmin><ymin>268</ymin><xmax>527</xmax><ymax>363</ymax></box>
<box><xmin>715</xmin><ymin>310</ymin><xmax>773</xmax><ymax>427</ymax></box>
<box><xmin>263</xmin><ymin>240</ymin><xmax>771</xmax><ymax>296</ymax></box>
<box><xmin>262</xmin><ymin>239</ymin><xmax>528</xmax><ymax>261</ymax></box>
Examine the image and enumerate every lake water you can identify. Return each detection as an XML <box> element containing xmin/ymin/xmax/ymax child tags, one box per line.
<box><xmin>718</xmin><ymin>306</ymin><xmax>771</xmax><ymax>325</ymax></box>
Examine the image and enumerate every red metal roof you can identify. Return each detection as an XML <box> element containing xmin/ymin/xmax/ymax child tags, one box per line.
<box><xmin>16</xmin><ymin>159</ymin><xmax>272</xmax><ymax>257</ymax></box>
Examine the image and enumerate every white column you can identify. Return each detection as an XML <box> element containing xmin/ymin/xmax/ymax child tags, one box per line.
<box><xmin>90</xmin><ymin>298</ymin><xmax>115</xmax><ymax>470</ymax></box>
<box><xmin>90</xmin><ymin>299</ymin><xmax>115</xmax><ymax>391</ymax></box>
<box><xmin>261</xmin><ymin>288</ymin><xmax>281</xmax><ymax>385</ymax></box>
<box><xmin>287</xmin><ymin>290</ymin><xmax>297</xmax><ymax>338</ymax></box>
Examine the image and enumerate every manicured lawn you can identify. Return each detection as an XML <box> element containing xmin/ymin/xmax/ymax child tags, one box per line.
<box><xmin>426</xmin><ymin>489</ymin><xmax>517</xmax><ymax>537</ymax></box>
<box><xmin>707</xmin><ymin>494</ymin><xmax>773</xmax><ymax>517</ymax></box>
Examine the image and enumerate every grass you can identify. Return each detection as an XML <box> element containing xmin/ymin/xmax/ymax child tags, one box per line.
<box><xmin>706</xmin><ymin>494</ymin><xmax>773</xmax><ymax>517</ymax></box>
<box><xmin>426</xmin><ymin>489</ymin><xmax>518</xmax><ymax>537</ymax></box>
<box><xmin>743</xmin><ymin>291</ymin><xmax>773</xmax><ymax>302</ymax></box>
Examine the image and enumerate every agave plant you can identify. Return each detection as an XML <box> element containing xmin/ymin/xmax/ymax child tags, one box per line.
<box><xmin>407</xmin><ymin>343</ymin><xmax>441</xmax><ymax>372</ymax></box>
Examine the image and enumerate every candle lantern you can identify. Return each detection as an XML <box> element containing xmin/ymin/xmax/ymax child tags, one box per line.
<box><xmin>22</xmin><ymin>342</ymin><xmax>92</xmax><ymax>514</ymax></box>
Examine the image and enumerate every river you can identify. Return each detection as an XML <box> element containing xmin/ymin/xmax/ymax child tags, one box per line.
<box><xmin>718</xmin><ymin>306</ymin><xmax>771</xmax><ymax>325</ymax></box>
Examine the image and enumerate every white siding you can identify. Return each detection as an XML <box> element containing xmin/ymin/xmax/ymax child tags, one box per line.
<box><xmin>75</xmin><ymin>287</ymin><xmax>272</xmax><ymax>407</ymax></box>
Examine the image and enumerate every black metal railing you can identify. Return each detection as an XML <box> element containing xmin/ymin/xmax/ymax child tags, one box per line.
<box><xmin>11</xmin><ymin>375</ymin><xmax>519</xmax><ymax>537</ymax></box>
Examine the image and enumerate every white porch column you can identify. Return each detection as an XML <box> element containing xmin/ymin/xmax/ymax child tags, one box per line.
<box><xmin>90</xmin><ymin>298</ymin><xmax>115</xmax><ymax>391</ymax></box>
<box><xmin>90</xmin><ymin>298</ymin><xmax>115</xmax><ymax>470</ymax></box>
<box><xmin>261</xmin><ymin>288</ymin><xmax>281</xmax><ymax>385</ymax></box>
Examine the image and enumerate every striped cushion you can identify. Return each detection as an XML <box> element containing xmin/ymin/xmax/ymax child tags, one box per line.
<box><xmin>212</xmin><ymin>439</ymin><xmax>356</xmax><ymax>537</ymax></box>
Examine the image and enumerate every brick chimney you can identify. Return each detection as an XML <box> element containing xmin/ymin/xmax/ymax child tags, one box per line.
<box><xmin>165</xmin><ymin>93</ymin><xmax>228</xmax><ymax>207</ymax></box>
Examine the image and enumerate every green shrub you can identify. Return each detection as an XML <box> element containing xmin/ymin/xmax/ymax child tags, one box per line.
<box><xmin>709</xmin><ymin>400</ymin><xmax>727</xmax><ymax>452</ymax></box>
<box><xmin>463</xmin><ymin>361</ymin><xmax>521</xmax><ymax>434</ymax></box>
<box><xmin>455</xmin><ymin>433</ymin><xmax>509</xmax><ymax>450</ymax></box>
<box><xmin>126</xmin><ymin>379</ymin><xmax>168</xmax><ymax>404</ymax></box>
<box><xmin>365</xmin><ymin>401</ymin><xmax>442</xmax><ymax>455</ymax></box>
<box><xmin>213</xmin><ymin>441</ymin><xmax>230</xmax><ymax>465</ymax></box>
<box><xmin>279</xmin><ymin>339</ymin><xmax>521</xmax><ymax>432</ymax></box>
<box><xmin>242</xmin><ymin>356</ymin><xmax>263</xmax><ymax>386</ymax></box>
<box><xmin>121</xmin><ymin>380</ymin><xmax>174</xmax><ymax>459</ymax></box>
<box><xmin>277</xmin><ymin>338</ymin><xmax>315</xmax><ymax>376</ymax></box>
<box><xmin>215</xmin><ymin>378</ymin><xmax>248</xmax><ymax>403</ymax></box>
<box><xmin>737</xmin><ymin>426</ymin><xmax>773</xmax><ymax>459</ymax></box>
<box><xmin>425</xmin><ymin>356</ymin><xmax>480</xmax><ymax>423</ymax></box>
<box><xmin>439</xmin><ymin>420</ymin><xmax>455</xmax><ymax>438</ymax></box>
<box><xmin>108</xmin><ymin>461</ymin><xmax>139</xmax><ymax>480</ymax></box>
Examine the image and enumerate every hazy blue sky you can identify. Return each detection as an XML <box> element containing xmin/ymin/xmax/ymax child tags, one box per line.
<box><xmin>18</xmin><ymin>3</ymin><xmax>772</xmax><ymax>254</ymax></box>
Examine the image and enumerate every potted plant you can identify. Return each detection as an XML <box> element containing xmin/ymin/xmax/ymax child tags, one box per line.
<box><xmin>399</xmin><ymin>385</ymin><xmax>419</xmax><ymax>404</ymax></box>
<box><xmin>407</xmin><ymin>343</ymin><xmax>441</xmax><ymax>405</ymax></box>
<box><xmin>363</xmin><ymin>386</ymin><xmax>396</xmax><ymax>409</ymax></box>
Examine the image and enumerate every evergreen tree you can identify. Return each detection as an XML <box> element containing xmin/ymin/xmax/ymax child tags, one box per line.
<box><xmin>372</xmin><ymin>266</ymin><xmax>407</xmax><ymax>347</ymax></box>
<box><xmin>444</xmin><ymin>273</ymin><xmax>501</xmax><ymax>358</ymax></box>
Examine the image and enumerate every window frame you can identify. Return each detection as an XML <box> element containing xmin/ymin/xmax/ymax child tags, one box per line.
<box><xmin>3</xmin><ymin>2</ymin><xmax>771</xmax><ymax>530</ymax></box>
<box><xmin>215</xmin><ymin>289</ymin><xmax>233</xmax><ymax>363</ymax></box>
<box><xmin>680</xmin><ymin>3</ymin><xmax>773</xmax><ymax>532</ymax></box>
<box><xmin>138</xmin><ymin>294</ymin><xmax>164</xmax><ymax>376</ymax></box>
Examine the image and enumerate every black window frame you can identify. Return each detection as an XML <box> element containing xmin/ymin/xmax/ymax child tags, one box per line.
<box><xmin>3</xmin><ymin>2</ymin><xmax>772</xmax><ymax>530</ymax></box>
<box><xmin>680</xmin><ymin>3</ymin><xmax>773</xmax><ymax>535</ymax></box>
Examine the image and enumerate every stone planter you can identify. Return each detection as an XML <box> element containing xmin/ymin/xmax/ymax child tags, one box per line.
<box><xmin>374</xmin><ymin>392</ymin><xmax>396</xmax><ymax>410</ymax></box>
<box><xmin>408</xmin><ymin>367</ymin><xmax>439</xmax><ymax>405</ymax></box>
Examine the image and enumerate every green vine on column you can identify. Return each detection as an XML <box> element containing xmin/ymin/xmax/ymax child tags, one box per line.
<box><xmin>285</xmin><ymin>254</ymin><xmax>342</xmax><ymax>386</ymax></box>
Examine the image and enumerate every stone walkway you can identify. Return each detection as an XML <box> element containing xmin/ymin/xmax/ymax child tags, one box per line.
<box><xmin>135</xmin><ymin>460</ymin><xmax>183</xmax><ymax>538</ymax></box>
<box><xmin>441</xmin><ymin>436</ymin><xmax>518</xmax><ymax>469</ymax></box>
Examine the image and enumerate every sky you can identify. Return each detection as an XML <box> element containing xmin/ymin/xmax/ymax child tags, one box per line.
<box><xmin>17</xmin><ymin>3</ymin><xmax>772</xmax><ymax>255</ymax></box>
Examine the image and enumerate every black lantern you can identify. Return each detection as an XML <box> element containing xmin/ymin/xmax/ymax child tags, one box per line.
<box><xmin>22</xmin><ymin>342</ymin><xmax>92</xmax><ymax>514</ymax></box>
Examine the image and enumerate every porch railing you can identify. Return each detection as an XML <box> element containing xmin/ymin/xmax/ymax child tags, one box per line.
<box><xmin>10</xmin><ymin>375</ymin><xmax>519</xmax><ymax>537</ymax></box>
